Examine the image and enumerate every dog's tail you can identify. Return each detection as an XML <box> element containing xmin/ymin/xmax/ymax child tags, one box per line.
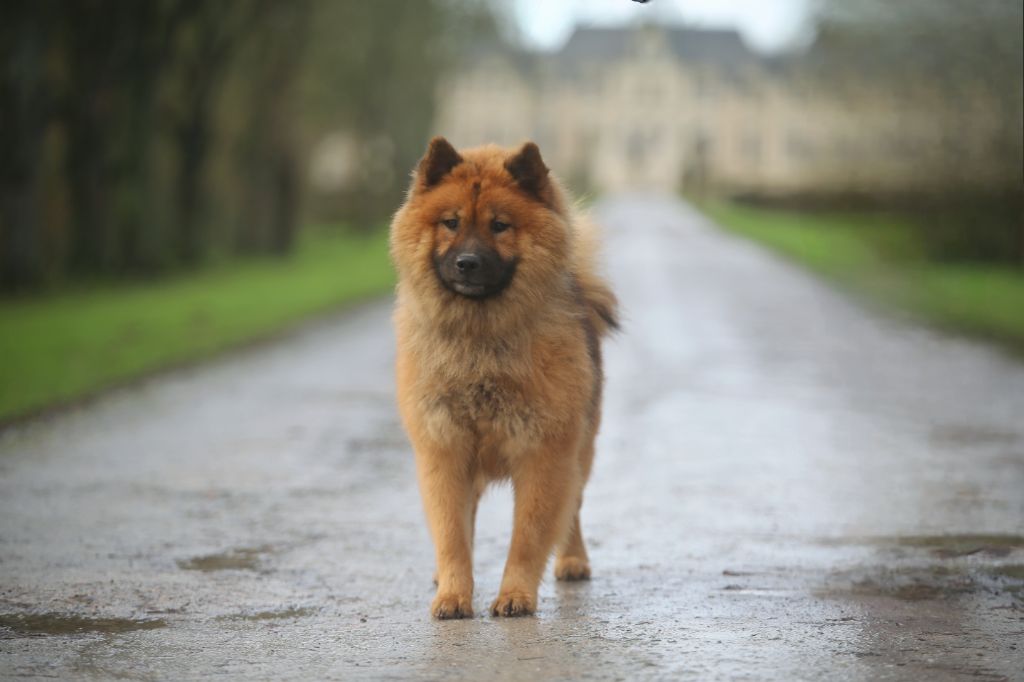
<box><xmin>572</xmin><ymin>213</ymin><xmax>620</xmax><ymax>337</ymax></box>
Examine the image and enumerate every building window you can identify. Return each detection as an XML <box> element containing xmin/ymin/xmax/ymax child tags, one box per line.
<box><xmin>741</xmin><ymin>134</ymin><xmax>762</xmax><ymax>164</ymax></box>
<box><xmin>786</xmin><ymin>133</ymin><xmax>812</xmax><ymax>161</ymax></box>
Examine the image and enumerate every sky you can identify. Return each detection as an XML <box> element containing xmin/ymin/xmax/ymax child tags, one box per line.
<box><xmin>512</xmin><ymin>0</ymin><xmax>812</xmax><ymax>53</ymax></box>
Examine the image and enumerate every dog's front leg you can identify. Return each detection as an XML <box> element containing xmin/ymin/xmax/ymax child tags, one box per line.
<box><xmin>416</xmin><ymin>443</ymin><xmax>476</xmax><ymax>619</ymax></box>
<box><xmin>492</xmin><ymin>435</ymin><xmax>580</xmax><ymax>617</ymax></box>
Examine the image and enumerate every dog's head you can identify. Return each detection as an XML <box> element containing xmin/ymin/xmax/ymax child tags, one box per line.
<box><xmin>390</xmin><ymin>137</ymin><xmax>569</xmax><ymax>304</ymax></box>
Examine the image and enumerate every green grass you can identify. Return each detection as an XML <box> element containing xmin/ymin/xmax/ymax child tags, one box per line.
<box><xmin>700</xmin><ymin>201</ymin><xmax>1024</xmax><ymax>352</ymax></box>
<box><xmin>0</xmin><ymin>228</ymin><xmax>394</xmax><ymax>422</ymax></box>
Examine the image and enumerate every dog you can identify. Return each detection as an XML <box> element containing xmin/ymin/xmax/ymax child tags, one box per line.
<box><xmin>390</xmin><ymin>137</ymin><xmax>618</xmax><ymax>618</ymax></box>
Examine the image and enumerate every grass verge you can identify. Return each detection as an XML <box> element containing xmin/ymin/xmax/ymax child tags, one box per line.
<box><xmin>699</xmin><ymin>201</ymin><xmax>1024</xmax><ymax>354</ymax></box>
<box><xmin>0</xmin><ymin>228</ymin><xmax>394</xmax><ymax>423</ymax></box>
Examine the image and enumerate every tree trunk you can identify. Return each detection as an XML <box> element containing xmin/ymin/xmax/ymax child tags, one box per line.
<box><xmin>271</xmin><ymin>146</ymin><xmax>298</xmax><ymax>255</ymax></box>
<box><xmin>0</xmin><ymin>3</ymin><xmax>50</xmax><ymax>290</ymax></box>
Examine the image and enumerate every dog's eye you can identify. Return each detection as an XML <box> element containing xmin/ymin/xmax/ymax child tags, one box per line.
<box><xmin>441</xmin><ymin>217</ymin><xmax>459</xmax><ymax>231</ymax></box>
<box><xmin>491</xmin><ymin>220</ymin><xmax>511</xmax><ymax>234</ymax></box>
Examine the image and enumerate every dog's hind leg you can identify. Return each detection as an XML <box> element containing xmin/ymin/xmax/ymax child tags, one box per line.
<box><xmin>555</xmin><ymin>435</ymin><xmax>595</xmax><ymax>580</ymax></box>
<box><xmin>554</xmin><ymin>510</ymin><xmax>591</xmax><ymax>580</ymax></box>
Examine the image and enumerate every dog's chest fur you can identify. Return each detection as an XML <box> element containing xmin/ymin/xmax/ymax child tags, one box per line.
<box><xmin>413</xmin><ymin>334</ymin><xmax>549</xmax><ymax>455</ymax></box>
<box><xmin>428</xmin><ymin>371</ymin><xmax>544</xmax><ymax>448</ymax></box>
<box><xmin>437</xmin><ymin>376</ymin><xmax>533</xmax><ymax>430</ymax></box>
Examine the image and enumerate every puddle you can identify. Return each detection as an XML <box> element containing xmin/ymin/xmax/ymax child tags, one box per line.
<box><xmin>987</xmin><ymin>564</ymin><xmax>1024</xmax><ymax>596</ymax></box>
<box><xmin>854</xmin><ymin>580</ymin><xmax>962</xmax><ymax>602</ymax></box>
<box><xmin>0</xmin><ymin>613</ymin><xmax>166</xmax><ymax>637</ymax></box>
<box><xmin>821</xmin><ymin>570</ymin><xmax>972</xmax><ymax>602</ymax></box>
<box><xmin>930</xmin><ymin>425</ymin><xmax>1019</xmax><ymax>447</ymax></box>
<box><xmin>719</xmin><ymin>585</ymin><xmax>792</xmax><ymax>597</ymax></box>
<box><xmin>819</xmin><ymin>534</ymin><xmax>1024</xmax><ymax>559</ymax></box>
<box><xmin>821</xmin><ymin>562</ymin><xmax>1024</xmax><ymax>603</ymax></box>
<box><xmin>816</xmin><ymin>535</ymin><xmax>1024</xmax><ymax>604</ymax></box>
<box><xmin>989</xmin><ymin>564</ymin><xmax>1024</xmax><ymax>580</ymax></box>
<box><xmin>177</xmin><ymin>545</ymin><xmax>272</xmax><ymax>572</ymax></box>
<box><xmin>895</xmin><ymin>534</ymin><xmax>1024</xmax><ymax>559</ymax></box>
<box><xmin>215</xmin><ymin>607</ymin><xmax>316</xmax><ymax>622</ymax></box>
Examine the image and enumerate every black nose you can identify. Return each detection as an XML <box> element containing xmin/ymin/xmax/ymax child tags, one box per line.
<box><xmin>455</xmin><ymin>253</ymin><xmax>481</xmax><ymax>273</ymax></box>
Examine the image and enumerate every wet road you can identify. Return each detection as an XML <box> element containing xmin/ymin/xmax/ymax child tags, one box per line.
<box><xmin>2</xmin><ymin>196</ymin><xmax>1023</xmax><ymax>680</ymax></box>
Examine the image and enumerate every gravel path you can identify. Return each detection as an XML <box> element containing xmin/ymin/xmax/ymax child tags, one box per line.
<box><xmin>2</xmin><ymin>196</ymin><xmax>1022</xmax><ymax>680</ymax></box>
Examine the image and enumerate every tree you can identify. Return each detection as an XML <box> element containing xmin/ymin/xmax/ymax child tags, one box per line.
<box><xmin>0</xmin><ymin>0</ymin><xmax>506</xmax><ymax>291</ymax></box>
<box><xmin>0</xmin><ymin>1</ymin><xmax>56</xmax><ymax>289</ymax></box>
<box><xmin>809</xmin><ymin>0</ymin><xmax>1024</xmax><ymax>264</ymax></box>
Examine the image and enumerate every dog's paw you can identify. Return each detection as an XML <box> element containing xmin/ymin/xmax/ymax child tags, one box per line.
<box><xmin>490</xmin><ymin>590</ymin><xmax>536</xmax><ymax>617</ymax></box>
<box><xmin>431</xmin><ymin>592</ymin><xmax>473</xmax><ymax>620</ymax></box>
<box><xmin>555</xmin><ymin>556</ymin><xmax>591</xmax><ymax>581</ymax></box>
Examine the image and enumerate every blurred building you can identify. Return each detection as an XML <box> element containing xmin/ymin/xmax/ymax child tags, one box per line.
<box><xmin>435</xmin><ymin>24</ymin><xmax>1022</xmax><ymax>197</ymax></box>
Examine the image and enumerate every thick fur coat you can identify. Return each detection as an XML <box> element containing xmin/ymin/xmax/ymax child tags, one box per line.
<box><xmin>390</xmin><ymin>137</ymin><xmax>618</xmax><ymax>618</ymax></box>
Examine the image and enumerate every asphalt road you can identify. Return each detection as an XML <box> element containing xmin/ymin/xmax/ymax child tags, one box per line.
<box><xmin>2</xmin><ymin>197</ymin><xmax>1023</xmax><ymax>681</ymax></box>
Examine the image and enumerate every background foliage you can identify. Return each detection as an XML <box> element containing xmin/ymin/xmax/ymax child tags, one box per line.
<box><xmin>0</xmin><ymin>0</ymin><xmax>499</xmax><ymax>292</ymax></box>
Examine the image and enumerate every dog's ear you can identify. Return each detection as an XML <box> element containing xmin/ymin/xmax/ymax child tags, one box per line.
<box><xmin>417</xmin><ymin>136</ymin><xmax>462</xmax><ymax>189</ymax></box>
<box><xmin>504</xmin><ymin>142</ymin><xmax>550</xmax><ymax>199</ymax></box>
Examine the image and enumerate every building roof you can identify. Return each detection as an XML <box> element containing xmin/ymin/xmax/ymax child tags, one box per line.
<box><xmin>450</xmin><ymin>25</ymin><xmax>763</xmax><ymax>88</ymax></box>
<box><xmin>558</xmin><ymin>25</ymin><xmax>756</xmax><ymax>67</ymax></box>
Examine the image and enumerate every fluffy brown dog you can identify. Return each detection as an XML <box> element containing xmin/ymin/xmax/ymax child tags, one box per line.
<box><xmin>390</xmin><ymin>137</ymin><xmax>618</xmax><ymax>619</ymax></box>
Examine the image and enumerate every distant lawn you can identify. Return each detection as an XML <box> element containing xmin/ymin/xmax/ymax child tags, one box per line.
<box><xmin>700</xmin><ymin>201</ymin><xmax>1024</xmax><ymax>353</ymax></box>
<box><xmin>0</xmin><ymin>228</ymin><xmax>394</xmax><ymax>423</ymax></box>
